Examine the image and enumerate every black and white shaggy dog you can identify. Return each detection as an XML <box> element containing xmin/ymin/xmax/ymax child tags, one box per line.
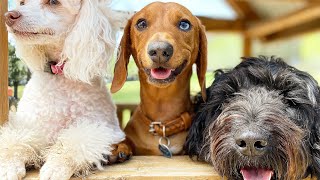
<box><xmin>185</xmin><ymin>57</ymin><xmax>320</xmax><ymax>180</ymax></box>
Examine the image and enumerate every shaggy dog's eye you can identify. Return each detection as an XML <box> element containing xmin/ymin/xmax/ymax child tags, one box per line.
<box><xmin>136</xmin><ymin>19</ymin><xmax>147</xmax><ymax>31</ymax></box>
<box><xmin>178</xmin><ymin>20</ymin><xmax>191</xmax><ymax>31</ymax></box>
<box><xmin>20</xmin><ymin>1</ymin><xmax>24</xmax><ymax>5</ymax></box>
<box><xmin>49</xmin><ymin>0</ymin><xmax>59</xmax><ymax>5</ymax></box>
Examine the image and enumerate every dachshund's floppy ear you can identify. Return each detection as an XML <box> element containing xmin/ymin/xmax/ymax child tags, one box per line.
<box><xmin>110</xmin><ymin>18</ymin><xmax>132</xmax><ymax>93</ymax></box>
<box><xmin>196</xmin><ymin>20</ymin><xmax>208</xmax><ymax>101</ymax></box>
<box><xmin>62</xmin><ymin>0</ymin><xmax>117</xmax><ymax>83</ymax></box>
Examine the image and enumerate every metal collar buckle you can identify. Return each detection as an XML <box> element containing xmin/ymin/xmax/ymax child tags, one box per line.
<box><xmin>149</xmin><ymin>121</ymin><xmax>165</xmax><ymax>136</ymax></box>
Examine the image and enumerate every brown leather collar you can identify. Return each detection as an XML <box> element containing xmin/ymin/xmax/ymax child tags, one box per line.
<box><xmin>138</xmin><ymin>106</ymin><xmax>192</xmax><ymax>137</ymax></box>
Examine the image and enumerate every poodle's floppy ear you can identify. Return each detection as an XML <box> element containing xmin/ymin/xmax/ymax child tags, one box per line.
<box><xmin>62</xmin><ymin>0</ymin><xmax>117</xmax><ymax>83</ymax></box>
<box><xmin>196</xmin><ymin>19</ymin><xmax>208</xmax><ymax>101</ymax></box>
<box><xmin>110</xmin><ymin>18</ymin><xmax>132</xmax><ymax>93</ymax></box>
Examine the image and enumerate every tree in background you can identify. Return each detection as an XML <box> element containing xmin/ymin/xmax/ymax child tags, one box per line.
<box><xmin>8</xmin><ymin>43</ymin><xmax>29</xmax><ymax>99</ymax></box>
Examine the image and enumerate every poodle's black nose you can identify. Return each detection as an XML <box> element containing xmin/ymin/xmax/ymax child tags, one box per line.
<box><xmin>235</xmin><ymin>131</ymin><xmax>268</xmax><ymax>156</ymax></box>
<box><xmin>5</xmin><ymin>11</ymin><xmax>21</xmax><ymax>27</ymax></box>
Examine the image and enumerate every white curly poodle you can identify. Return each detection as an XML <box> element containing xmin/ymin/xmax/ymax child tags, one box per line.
<box><xmin>3</xmin><ymin>0</ymin><xmax>131</xmax><ymax>179</ymax></box>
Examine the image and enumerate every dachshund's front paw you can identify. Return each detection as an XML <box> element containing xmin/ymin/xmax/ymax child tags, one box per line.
<box><xmin>106</xmin><ymin>140</ymin><xmax>132</xmax><ymax>164</ymax></box>
<box><xmin>0</xmin><ymin>160</ymin><xmax>26</xmax><ymax>180</ymax></box>
<box><xmin>40</xmin><ymin>159</ymin><xmax>74</xmax><ymax>180</ymax></box>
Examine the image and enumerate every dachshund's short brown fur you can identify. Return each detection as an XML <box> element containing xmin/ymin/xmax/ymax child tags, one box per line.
<box><xmin>111</xmin><ymin>2</ymin><xmax>207</xmax><ymax>155</ymax></box>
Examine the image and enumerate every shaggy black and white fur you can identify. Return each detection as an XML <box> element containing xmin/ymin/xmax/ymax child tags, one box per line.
<box><xmin>185</xmin><ymin>57</ymin><xmax>320</xmax><ymax>180</ymax></box>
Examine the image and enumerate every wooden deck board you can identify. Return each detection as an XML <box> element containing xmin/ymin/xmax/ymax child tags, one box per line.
<box><xmin>25</xmin><ymin>156</ymin><xmax>220</xmax><ymax>179</ymax></box>
<box><xmin>23</xmin><ymin>156</ymin><xmax>317</xmax><ymax>179</ymax></box>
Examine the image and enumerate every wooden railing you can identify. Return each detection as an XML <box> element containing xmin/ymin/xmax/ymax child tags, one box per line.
<box><xmin>116</xmin><ymin>103</ymin><xmax>138</xmax><ymax>128</ymax></box>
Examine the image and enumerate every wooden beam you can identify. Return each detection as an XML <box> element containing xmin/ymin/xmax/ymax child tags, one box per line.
<box><xmin>243</xmin><ymin>36</ymin><xmax>252</xmax><ymax>57</ymax></box>
<box><xmin>263</xmin><ymin>19</ymin><xmax>320</xmax><ymax>42</ymax></box>
<box><xmin>0</xmin><ymin>0</ymin><xmax>9</xmax><ymax>125</ymax></box>
<box><xmin>258</xmin><ymin>0</ymin><xmax>320</xmax><ymax>2</ymax></box>
<box><xmin>245</xmin><ymin>5</ymin><xmax>320</xmax><ymax>38</ymax></box>
<box><xmin>198</xmin><ymin>16</ymin><xmax>245</xmax><ymax>32</ymax></box>
<box><xmin>227</xmin><ymin>0</ymin><xmax>260</xmax><ymax>21</ymax></box>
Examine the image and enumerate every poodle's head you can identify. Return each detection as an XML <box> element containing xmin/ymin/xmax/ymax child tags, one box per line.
<box><xmin>6</xmin><ymin>0</ymin><xmax>80</xmax><ymax>44</ymax></box>
<box><xmin>5</xmin><ymin>0</ymin><xmax>127</xmax><ymax>83</ymax></box>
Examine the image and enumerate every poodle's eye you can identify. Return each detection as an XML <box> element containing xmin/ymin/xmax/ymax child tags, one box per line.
<box><xmin>136</xmin><ymin>19</ymin><xmax>147</xmax><ymax>31</ymax></box>
<box><xmin>178</xmin><ymin>20</ymin><xmax>191</xmax><ymax>31</ymax></box>
<box><xmin>20</xmin><ymin>1</ymin><xmax>24</xmax><ymax>5</ymax></box>
<box><xmin>49</xmin><ymin>0</ymin><xmax>59</xmax><ymax>5</ymax></box>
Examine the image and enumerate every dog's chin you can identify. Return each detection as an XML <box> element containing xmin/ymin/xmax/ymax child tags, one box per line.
<box><xmin>240</xmin><ymin>167</ymin><xmax>274</xmax><ymax>180</ymax></box>
<box><xmin>144</xmin><ymin>60</ymin><xmax>187</xmax><ymax>87</ymax></box>
<box><xmin>9</xmin><ymin>28</ymin><xmax>55</xmax><ymax>41</ymax></box>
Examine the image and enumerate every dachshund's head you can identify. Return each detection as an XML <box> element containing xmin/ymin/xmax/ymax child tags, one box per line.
<box><xmin>111</xmin><ymin>2</ymin><xmax>207</xmax><ymax>99</ymax></box>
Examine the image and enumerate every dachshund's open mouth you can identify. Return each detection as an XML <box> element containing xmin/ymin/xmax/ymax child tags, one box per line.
<box><xmin>145</xmin><ymin>60</ymin><xmax>187</xmax><ymax>84</ymax></box>
<box><xmin>240</xmin><ymin>167</ymin><xmax>273</xmax><ymax>180</ymax></box>
<box><xmin>150</xmin><ymin>67</ymin><xmax>172</xmax><ymax>80</ymax></box>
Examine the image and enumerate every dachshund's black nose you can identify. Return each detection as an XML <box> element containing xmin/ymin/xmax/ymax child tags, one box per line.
<box><xmin>148</xmin><ymin>41</ymin><xmax>173</xmax><ymax>63</ymax></box>
<box><xmin>5</xmin><ymin>11</ymin><xmax>21</xmax><ymax>27</ymax></box>
<box><xmin>235</xmin><ymin>131</ymin><xmax>268</xmax><ymax>156</ymax></box>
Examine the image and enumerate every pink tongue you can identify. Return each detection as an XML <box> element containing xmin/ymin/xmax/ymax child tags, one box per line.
<box><xmin>151</xmin><ymin>68</ymin><xmax>171</xmax><ymax>80</ymax></box>
<box><xmin>240</xmin><ymin>168</ymin><xmax>273</xmax><ymax>180</ymax></box>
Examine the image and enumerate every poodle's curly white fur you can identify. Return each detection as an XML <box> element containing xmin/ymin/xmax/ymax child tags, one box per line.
<box><xmin>3</xmin><ymin>0</ymin><xmax>128</xmax><ymax>179</ymax></box>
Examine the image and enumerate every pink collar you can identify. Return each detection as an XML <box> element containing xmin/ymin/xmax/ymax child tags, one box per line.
<box><xmin>47</xmin><ymin>61</ymin><xmax>65</xmax><ymax>75</ymax></box>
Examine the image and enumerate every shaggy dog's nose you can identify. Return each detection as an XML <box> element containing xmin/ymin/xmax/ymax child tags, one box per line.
<box><xmin>5</xmin><ymin>11</ymin><xmax>21</xmax><ymax>27</ymax></box>
<box><xmin>148</xmin><ymin>41</ymin><xmax>173</xmax><ymax>63</ymax></box>
<box><xmin>235</xmin><ymin>132</ymin><xmax>268</xmax><ymax>156</ymax></box>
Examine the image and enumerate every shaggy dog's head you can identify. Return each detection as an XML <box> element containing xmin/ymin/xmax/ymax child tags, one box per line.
<box><xmin>185</xmin><ymin>57</ymin><xmax>320</xmax><ymax>180</ymax></box>
<box><xmin>5</xmin><ymin>0</ymin><xmax>127</xmax><ymax>83</ymax></box>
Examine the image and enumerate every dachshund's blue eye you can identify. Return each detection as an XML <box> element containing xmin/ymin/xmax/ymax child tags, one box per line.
<box><xmin>179</xmin><ymin>20</ymin><xmax>191</xmax><ymax>31</ymax></box>
<box><xmin>49</xmin><ymin>0</ymin><xmax>59</xmax><ymax>5</ymax></box>
<box><xmin>136</xmin><ymin>19</ymin><xmax>147</xmax><ymax>31</ymax></box>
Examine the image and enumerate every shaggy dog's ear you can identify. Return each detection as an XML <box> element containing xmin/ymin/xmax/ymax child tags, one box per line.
<box><xmin>62</xmin><ymin>0</ymin><xmax>118</xmax><ymax>83</ymax></box>
<box><xmin>310</xmin><ymin>103</ymin><xmax>320</xmax><ymax>177</ymax></box>
<box><xmin>311</xmin><ymin>133</ymin><xmax>320</xmax><ymax>177</ymax></box>
<box><xmin>297</xmin><ymin>73</ymin><xmax>320</xmax><ymax>177</ymax></box>
<box><xmin>185</xmin><ymin>70</ymin><xmax>230</xmax><ymax>159</ymax></box>
<box><xmin>307</xmin><ymin>86</ymin><xmax>320</xmax><ymax>177</ymax></box>
<box><xmin>184</xmin><ymin>98</ymin><xmax>211</xmax><ymax>158</ymax></box>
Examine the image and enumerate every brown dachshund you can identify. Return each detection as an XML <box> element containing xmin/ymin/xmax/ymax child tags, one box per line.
<box><xmin>111</xmin><ymin>2</ymin><xmax>207</xmax><ymax>156</ymax></box>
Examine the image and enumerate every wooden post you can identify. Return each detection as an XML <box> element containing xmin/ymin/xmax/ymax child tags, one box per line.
<box><xmin>243</xmin><ymin>36</ymin><xmax>252</xmax><ymax>58</ymax></box>
<box><xmin>0</xmin><ymin>0</ymin><xmax>9</xmax><ymax>125</ymax></box>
